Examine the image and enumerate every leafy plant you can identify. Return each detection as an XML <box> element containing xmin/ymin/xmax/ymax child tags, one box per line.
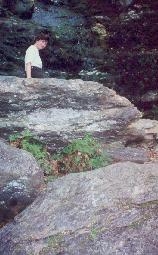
<box><xmin>9</xmin><ymin>133</ymin><xmax>21</xmax><ymax>142</ymax></box>
<box><xmin>89</xmin><ymin>227</ymin><xmax>98</xmax><ymax>240</ymax></box>
<box><xmin>9</xmin><ymin>131</ymin><xmax>111</xmax><ymax>178</ymax></box>
<box><xmin>9</xmin><ymin>130</ymin><xmax>51</xmax><ymax>175</ymax></box>
<box><xmin>51</xmin><ymin>134</ymin><xmax>111</xmax><ymax>174</ymax></box>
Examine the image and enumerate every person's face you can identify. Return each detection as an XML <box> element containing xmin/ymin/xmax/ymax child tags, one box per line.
<box><xmin>36</xmin><ymin>39</ymin><xmax>48</xmax><ymax>50</ymax></box>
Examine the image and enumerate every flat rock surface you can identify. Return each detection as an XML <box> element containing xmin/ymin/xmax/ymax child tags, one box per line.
<box><xmin>106</xmin><ymin>146</ymin><xmax>151</xmax><ymax>163</ymax></box>
<box><xmin>0</xmin><ymin>161</ymin><xmax>158</xmax><ymax>254</ymax></box>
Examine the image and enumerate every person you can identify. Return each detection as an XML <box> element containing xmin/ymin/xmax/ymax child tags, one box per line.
<box><xmin>25</xmin><ymin>32</ymin><xmax>49</xmax><ymax>78</ymax></box>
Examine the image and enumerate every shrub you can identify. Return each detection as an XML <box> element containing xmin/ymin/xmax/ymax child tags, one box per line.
<box><xmin>9</xmin><ymin>131</ymin><xmax>111</xmax><ymax>179</ymax></box>
<box><xmin>9</xmin><ymin>130</ymin><xmax>51</xmax><ymax>175</ymax></box>
<box><xmin>51</xmin><ymin>134</ymin><xmax>111</xmax><ymax>174</ymax></box>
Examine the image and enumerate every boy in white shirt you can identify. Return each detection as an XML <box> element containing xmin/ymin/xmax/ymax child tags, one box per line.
<box><xmin>25</xmin><ymin>32</ymin><xmax>49</xmax><ymax>78</ymax></box>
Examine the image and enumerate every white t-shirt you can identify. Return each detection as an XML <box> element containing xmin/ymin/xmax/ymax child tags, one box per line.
<box><xmin>25</xmin><ymin>45</ymin><xmax>42</xmax><ymax>70</ymax></box>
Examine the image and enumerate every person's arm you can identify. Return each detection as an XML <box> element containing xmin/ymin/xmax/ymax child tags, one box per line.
<box><xmin>26</xmin><ymin>62</ymin><xmax>32</xmax><ymax>78</ymax></box>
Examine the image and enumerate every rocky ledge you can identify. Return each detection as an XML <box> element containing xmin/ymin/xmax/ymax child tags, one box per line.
<box><xmin>0</xmin><ymin>76</ymin><xmax>158</xmax><ymax>254</ymax></box>
<box><xmin>1</xmin><ymin>76</ymin><xmax>158</xmax><ymax>160</ymax></box>
<box><xmin>0</xmin><ymin>161</ymin><xmax>158</xmax><ymax>254</ymax></box>
<box><xmin>0</xmin><ymin>76</ymin><xmax>158</xmax><ymax>153</ymax></box>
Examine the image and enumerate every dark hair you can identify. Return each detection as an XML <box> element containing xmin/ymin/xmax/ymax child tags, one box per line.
<box><xmin>34</xmin><ymin>32</ymin><xmax>50</xmax><ymax>43</ymax></box>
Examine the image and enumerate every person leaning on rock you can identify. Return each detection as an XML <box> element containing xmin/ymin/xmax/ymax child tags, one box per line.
<box><xmin>25</xmin><ymin>32</ymin><xmax>49</xmax><ymax>78</ymax></box>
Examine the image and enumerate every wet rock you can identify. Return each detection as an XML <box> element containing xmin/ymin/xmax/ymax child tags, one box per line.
<box><xmin>91</xmin><ymin>23</ymin><xmax>108</xmax><ymax>48</ymax></box>
<box><xmin>0</xmin><ymin>161</ymin><xmax>157</xmax><ymax>254</ymax></box>
<box><xmin>0</xmin><ymin>140</ymin><xmax>44</xmax><ymax>227</ymax></box>
<box><xmin>0</xmin><ymin>7</ymin><xmax>87</xmax><ymax>78</ymax></box>
<box><xmin>1</xmin><ymin>0</ymin><xmax>34</xmax><ymax>17</ymax></box>
<box><xmin>91</xmin><ymin>23</ymin><xmax>108</xmax><ymax>38</ymax></box>
<box><xmin>119</xmin><ymin>0</ymin><xmax>133</xmax><ymax>7</ymax></box>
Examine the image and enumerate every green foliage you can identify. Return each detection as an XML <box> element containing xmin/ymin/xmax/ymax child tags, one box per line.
<box><xmin>9</xmin><ymin>130</ymin><xmax>51</xmax><ymax>175</ymax></box>
<box><xmin>52</xmin><ymin>134</ymin><xmax>111</xmax><ymax>174</ymax></box>
<box><xmin>9</xmin><ymin>133</ymin><xmax>21</xmax><ymax>142</ymax></box>
<box><xmin>39</xmin><ymin>159</ymin><xmax>52</xmax><ymax>176</ymax></box>
<box><xmin>89</xmin><ymin>228</ymin><xmax>97</xmax><ymax>240</ymax></box>
<box><xmin>9</xmin><ymin>131</ymin><xmax>111</xmax><ymax>179</ymax></box>
<box><xmin>21</xmin><ymin>141</ymin><xmax>47</xmax><ymax>160</ymax></box>
<box><xmin>47</xmin><ymin>234</ymin><xmax>63</xmax><ymax>248</ymax></box>
<box><xmin>40</xmin><ymin>233</ymin><xmax>63</xmax><ymax>253</ymax></box>
<box><xmin>62</xmin><ymin>134</ymin><xmax>99</xmax><ymax>155</ymax></box>
<box><xmin>90</xmin><ymin>154</ymin><xmax>108</xmax><ymax>169</ymax></box>
<box><xmin>89</xmin><ymin>225</ymin><xmax>108</xmax><ymax>240</ymax></box>
<box><xmin>9</xmin><ymin>129</ymin><xmax>33</xmax><ymax>142</ymax></box>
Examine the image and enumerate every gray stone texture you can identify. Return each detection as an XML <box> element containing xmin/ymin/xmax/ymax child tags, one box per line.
<box><xmin>0</xmin><ymin>140</ymin><xmax>44</xmax><ymax>226</ymax></box>
<box><xmin>0</xmin><ymin>161</ymin><xmax>157</xmax><ymax>254</ymax></box>
<box><xmin>0</xmin><ymin>76</ymin><xmax>142</xmax><ymax>152</ymax></box>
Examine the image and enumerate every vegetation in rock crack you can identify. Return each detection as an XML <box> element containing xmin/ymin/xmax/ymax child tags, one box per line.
<box><xmin>89</xmin><ymin>225</ymin><xmax>108</xmax><ymax>240</ymax></box>
<box><xmin>9</xmin><ymin>130</ymin><xmax>51</xmax><ymax>175</ymax></box>
<box><xmin>89</xmin><ymin>227</ymin><xmax>98</xmax><ymax>240</ymax></box>
<box><xmin>40</xmin><ymin>233</ymin><xmax>64</xmax><ymax>254</ymax></box>
<box><xmin>51</xmin><ymin>134</ymin><xmax>111</xmax><ymax>174</ymax></box>
<box><xmin>9</xmin><ymin>131</ymin><xmax>111</xmax><ymax>180</ymax></box>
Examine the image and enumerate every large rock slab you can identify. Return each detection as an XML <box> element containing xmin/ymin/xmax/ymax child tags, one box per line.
<box><xmin>0</xmin><ymin>140</ymin><xmax>44</xmax><ymax>227</ymax></box>
<box><xmin>0</xmin><ymin>76</ymin><xmax>142</xmax><ymax>151</ymax></box>
<box><xmin>0</xmin><ymin>161</ymin><xmax>157</xmax><ymax>254</ymax></box>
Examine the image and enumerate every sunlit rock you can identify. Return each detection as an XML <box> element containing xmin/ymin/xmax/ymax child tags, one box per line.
<box><xmin>0</xmin><ymin>161</ymin><xmax>157</xmax><ymax>254</ymax></box>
